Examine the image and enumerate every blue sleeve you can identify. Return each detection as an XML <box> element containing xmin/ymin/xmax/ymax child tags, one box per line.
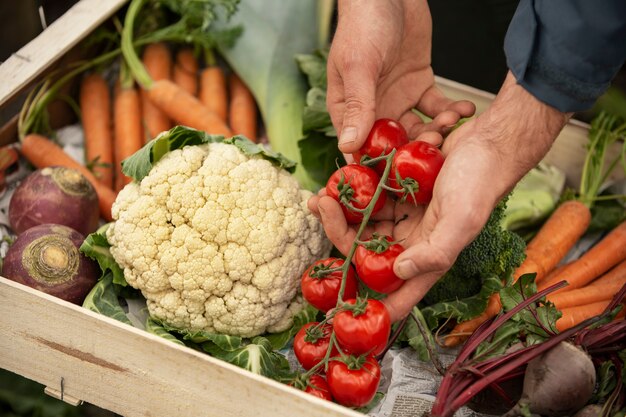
<box><xmin>504</xmin><ymin>0</ymin><xmax>626</xmax><ymax>112</ymax></box>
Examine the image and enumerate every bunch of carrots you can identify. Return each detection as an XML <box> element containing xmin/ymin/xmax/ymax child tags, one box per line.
<box><xmin>445</xmin><ymin>113</ymin><xmax>626</xmax><ymax>346</ymax></box>
<box><xmin>17</xmin><ymin>42</ymin><xmax>258</xmax><ymax>222</ymax></box>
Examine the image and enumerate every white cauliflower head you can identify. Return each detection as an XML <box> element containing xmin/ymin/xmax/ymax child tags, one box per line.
<box><xmin>107</xmin><ymin>141</ymin><xmax>330</xmax><ymax>337</ymax></box>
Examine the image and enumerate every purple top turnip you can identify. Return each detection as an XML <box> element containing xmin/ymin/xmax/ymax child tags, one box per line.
<box><xmin>2</xmin><ymin>224</ymin><xmax>99</xmax><ymax>304</ymax></box>
<box><xmin>9</xmin><ymin>167</ymin><xmax>100</xmax><ymax>236</ymax></box>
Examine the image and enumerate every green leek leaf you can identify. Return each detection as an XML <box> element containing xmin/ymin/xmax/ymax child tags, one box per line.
<box><xmin>216</xmin><ymin>1</ymin><xmax>334</xmax><ymax>190</ymax></box>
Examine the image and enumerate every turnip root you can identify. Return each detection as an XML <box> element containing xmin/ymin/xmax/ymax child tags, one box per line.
<box><xmin>504</xmin><ymin>341</ymin><xmax>596</xmax><ymax>417</ymax></box>
<box><xmin>1</xmin><ymin>224</ymin><xmax>99</xmax><ymax>304</ymax></box>
<box><xmin>573</xmin><ymin>404</ymin><xmax>603</xmax><ymax>417</ymax></box>
<box><xmin>9</xmin><ymin>167</ymin><xmax>99</xmax><ymax>235</ymax></box>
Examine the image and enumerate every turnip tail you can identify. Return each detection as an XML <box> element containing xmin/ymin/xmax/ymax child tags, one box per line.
<box><xmin>573</xmin><ymin>404</ymin><xmax>603</xmax><ymax>417</ymax></box>
<box><xmin>503</xmin><ymin>342</ymin><xmax>596</xmax><ymax>417</ymax></box>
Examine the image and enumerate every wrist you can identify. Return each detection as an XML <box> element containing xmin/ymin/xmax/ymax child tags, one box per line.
<box><xmin>472</xmin><ymin>71</ymin><xmax>571</xmax><ymax>191</ymax></box>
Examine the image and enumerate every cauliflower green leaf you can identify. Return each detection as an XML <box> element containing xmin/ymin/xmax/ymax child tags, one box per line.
<box><xmin>121</xmin><ymin>126</ymin><xmax>296</xmax><ymax>183</ymax></box>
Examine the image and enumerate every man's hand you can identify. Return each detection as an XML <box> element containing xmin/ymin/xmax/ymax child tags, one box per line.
<box><xmin>327</xmin><ymin>0</ymin><xmax>475</xmax><ymax>154</ymax></box>
<box><xmin>312</xmin><ymin>72</ymin><xmax>570</xmax><ymax>322</ymax></box>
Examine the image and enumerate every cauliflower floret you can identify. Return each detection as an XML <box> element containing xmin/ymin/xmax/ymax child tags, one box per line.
<box><xmin>107</xmin><ymin>142</ymin><xmax>331</xmax><ymax>337</ymax></box>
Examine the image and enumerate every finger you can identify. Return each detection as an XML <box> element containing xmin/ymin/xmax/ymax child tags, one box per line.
<box><xmin>413</xmin><ymin>131</ymin><xmax>443</xmax><ymax>147</ymax></box>
<box><xmin>335</xmin><ymin>59</ymin><xmax>378</xmax><ymax>154</ymax></box>
<box><xmin>382</xmin><ymin>272</ymin><xmax>441</xmax><ymax>322</ymax></box>
<box><xmin>407</xmin><ymin>110</ymin><xmax>459</xmax><ymax>138</ymax></box>
<box><xmin>416</xmin><ymin>86</ymin><xmax>476</xmax><ymax>119</ymax></box>
<box><xmin>317</xmin><ymin>196</ymin><xmax>357</xmax><ymax>256</ymax></box>
<box><xmin>307</xmin><ymin>194</ymin><xmax>322</xmax><ymax>218</ymax></box>
<box><xmin>398</xmin><ymin>111</ymin><xmax>424</xmax><ymax>134</ymax></box>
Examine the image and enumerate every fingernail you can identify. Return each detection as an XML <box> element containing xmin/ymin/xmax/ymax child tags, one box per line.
<box><xmin>396</xmin><ymin>259</ymin><xmax>417</xmax><ymax>279</ymax></box>
<box><xmin>339</xmin><ymin>126</ymin><xmax>357</xmax><ymax>145</ymax></box>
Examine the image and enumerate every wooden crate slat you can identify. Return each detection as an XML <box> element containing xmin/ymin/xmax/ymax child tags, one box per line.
<box><xmin>0</xmin><ymin>277</ymin><xmax>361</xmax><ymax>417</ymax></box>
<box><xmin>0</xmin><ymin>0</ymin><xmax>129</xmax><ymax>107</ymax></box>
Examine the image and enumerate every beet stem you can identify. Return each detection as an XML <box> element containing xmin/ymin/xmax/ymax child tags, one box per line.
<box><xmin>409</xmin><ymin>310</ymin><xmax>446</xmax><ymax>375</ymax></box>
<box><xmin>441</xmin><ymin>314</ymin><xmax>606</xmax><ymax>417</ymax></box>
<box><xmin>432</xmin><ymin>281</ymin><xmax>568</xmax><ymax>415</ymax></box>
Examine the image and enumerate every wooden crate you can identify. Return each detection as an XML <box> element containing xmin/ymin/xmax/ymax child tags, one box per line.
<box><xmin>0</xmin><ymin>1</ymin><xmax>623</xmax><ymax>416</ymax></box>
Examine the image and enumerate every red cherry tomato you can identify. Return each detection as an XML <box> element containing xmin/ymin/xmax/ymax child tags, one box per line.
<box><xmin>304</xmin><ymin>374</ymin><xmax>333</xmax><ymax>401</ymax></box>
<box><xmin>301</xmin><ymin>258</ymin><xmax>359</xmax><ymax>312</ymax></box>
<box><xmin>293</xmin><ymin>322</ymin><xmax>337</xmax><ymax>371</ymax></box>
<box><xmin>332</xmin><ymin>299</ymin><xmax>391</xmax><ymax>356</ymax></box>
<box><xmin>326</xmin><ymin>164</ymin><xmax>386</xmax><ymax>224</ymax></box>
<box><xmin>388</xmin><ymin>140</ymin><xmax>444</xmax><ymax>205</ymax></box>
<box><xmin>327</xmin><ymin>355</ymin><xmax>381</xmax><ymax>408</ymax></box>
<box><xmin>353</xmin><ymin>118</ymin><xmax>409</xmax><ymax>175</ymax></box>
<box><xmin>354</xmin><ymin>234</ymin><xmax>405</xmax><ymax>294</ymax></box>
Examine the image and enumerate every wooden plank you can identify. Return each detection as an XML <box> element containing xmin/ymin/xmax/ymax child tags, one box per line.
<box><xmin>0</xmin><ymin>0</ymin><xmax>129</xmax><ymax>107</ymax></box>
<box><xmin>0</xmin><ymin>277</ymin><xmax>361</xmax><ymax>417</ymax></box>
<box><xmin>435</xmin><ymin>76</ymin><xmax>625</xmax><ymax>189</ymax></box>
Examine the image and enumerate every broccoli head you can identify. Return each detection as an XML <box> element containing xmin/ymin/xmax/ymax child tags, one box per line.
<box><xmin>422</xmin><ymin>197</ymin><xmax>526</xmax><ymax>305</ymax></box>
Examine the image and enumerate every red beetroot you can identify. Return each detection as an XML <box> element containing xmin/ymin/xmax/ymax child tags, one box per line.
<box><xmin>2</xmin><ymin>224</ymin><xmax>99</xmax><ymax>304</ymax></box>
<box><xmin>9</xmin><ymin>167</ymin><xmax>100</xmax><ymax>235</ymax></box>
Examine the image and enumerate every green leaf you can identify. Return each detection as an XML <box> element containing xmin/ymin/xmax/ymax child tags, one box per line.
<box><xmin>82</xmin><ymin>273</ymin><xmax>133</xmax><ymax>326</ymax></box>
<box><xmin>203</xmin><ymin>337</ymin><xmax>292</xmax><ymax>380</ymax></box>
<box><xmin>589</xmin><ymin>199</ymin><xmax>626</xmax><ymax>233</ymax></box>
<box><xmin>355</xmin><ymin>392</ymin><xmax>385</xmax><ymax>414</ymax></box>
<box><xmin>422</xmin><ymin>275</ymin><xmax>504</xmax><ymax>329</ymax></box>
<box><xmin>500</xmin><ymin>273</ymin><xmax>561</xmax><ymax>343</ymax></box>
<box><xmin>473</xmin><ymin>321</ymin><xmax>521</xmax><ymax>360</ymax></box>
<box><xmin>223</xmin><ymin>136</ymin><xmax>296</xmax><ymax>173</ymax></box>
<box><xmin>399</xmin><ymin>307</ymin><xmax>436</xmax><ymax>361</ymax></box>
<box><xmin>121</xmin><ymin>126</ymin><xmax>222</xmax><ymax>181</ymax></box>
<box><xmin>152</xmin><ymin>321</ymin><xmax>243</xmax><ymax>351</ymax></box>
<box><xmin>137</xmin><ymin>319</ymin><xmax>291</xmax><ymax>379</ymax></box>
<box><xmin>145</xmin><ymin>318</ymin><xmax>186</xmax><ymax>346</ymax></box>
<box><xmin>265</xmin><ymin>304</ymin><xmax>319</xmax><ymax>350</ymax></box>
<box><xmin>80</xmin><ymin>224</ymin><xmax>127</xmax><ymax>286</ymax></box>
<box><xmin>217</xmin><ymin>1</ymin><xmax>332</xmax><ymax>190</ymax></box>
<box><xmin>121</xmin><ymin>126</ymin><xmax>297</xmax><ymax>182</ymax></box>
<box><xmin>295</xmin><ymin>52</ymin><xmax>327</xmax><ymax>90</ymax></box>
<box><xmin>298</xmin><ymin>131</ymin><xmax>345</xmax><ymax>188</ymax></box>
<box><xmin>592</xmin><ymin>361</ymin><xmax>618</xmax><ymax>403</ymax></box>
<box><xmin>302</xmin><ymin>87</ymin><xmax>333</xmax><ymax>133</ymax></box>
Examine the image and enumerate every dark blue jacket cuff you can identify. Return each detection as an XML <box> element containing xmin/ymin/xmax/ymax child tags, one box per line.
<box><xmin>504</xmin><ymin>0</ymin><xmax>626</xmax><ymax>112</ymax></box>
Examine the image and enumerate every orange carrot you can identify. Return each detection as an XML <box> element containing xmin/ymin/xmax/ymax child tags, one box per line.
<box><xmin>587</xmin><ymin>259</ymin><xmax>626</xmax><ymax>288</ymax></box>
<box><xmin>141</xmin><ymin>43</ymin><xmax>172</xmax><ymax>141</ymax></box>
<box><xmin>114</xmin><ymin>83</ymin><xmax>144</xmax><ymax>192</ymax></box>
<box><xmin>199</xmin><ymin>66</ymin><xmax>228</xmax><ymax>122</ymax></box>
<box><xmin>556</xmin><ymin>300</ymin><xmax>612</xmax><ymax>332</ymax></box>
<box><xmin>147</xmin><ymin>79</ymin><xmax>231</xmax><ymax>136</ymax></box>
<box><xmin>547</xmin><ymin>281</ymin><xmax>625</xmax><ymax>309</ymax></box>
<box><xmin>228</xmin><ymin>73</ymin><xmax>257</xmax><ymax>141</ymax></box>
<box><xmin>523</xmin><ymin>200</ymin><xmax>592</xmax><ymax>282</ymax></box>
<box><xmin>173</xmin><ymin>48</ymin><xmax>199</xmax><ymax>96</ymax></box>
<box><xmin>79</xmin><ymin>73</ymin><xmax>114</xmax><ymax>188</ymax></box>
<box><xmin>539</xmin><ymin>220</ymin><xmax>626</xmax><ymax>294</ymax></box>
<box><xmin>20</xmin><ymin>134</ymin><xmax>117</xmax><ymax>221</ymax></box>
<box><xmin>444</xmin><ymin>200</ymin><xmax>592</xmax><ymax>347</ymax></box>
<box><xmin>540</xmin><ymin>262</ymin><xmax>570</xmax><ymax>285</ymax></box>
